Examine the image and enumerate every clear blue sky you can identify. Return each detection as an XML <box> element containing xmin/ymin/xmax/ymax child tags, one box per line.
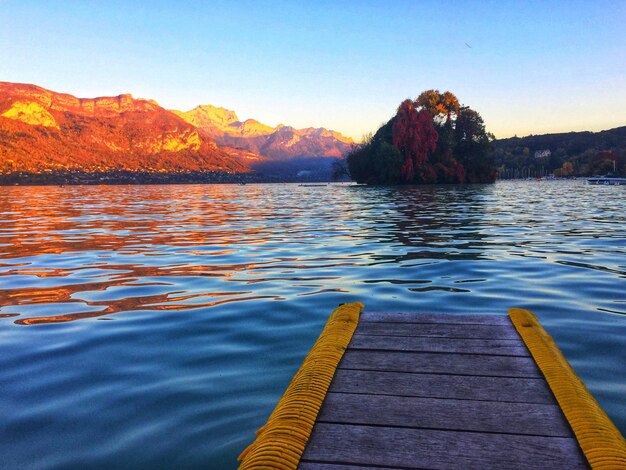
<box><xmin>1</xmin><ymin>0</ymin><xmax>624</xmax><ymax>140</ymax></box>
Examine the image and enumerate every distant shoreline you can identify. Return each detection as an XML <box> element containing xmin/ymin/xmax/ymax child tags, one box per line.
<box><xmin>0</xmin><ymin>170</ymin><xmax>337</xmax><ymax>186</ymax></box>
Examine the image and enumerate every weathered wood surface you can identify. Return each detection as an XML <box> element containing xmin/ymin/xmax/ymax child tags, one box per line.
<box><xmin>350</xmin><ymin>333</ymin><xmax>530</xmax><ymax>356</ymax></box>
<box><xmin>361</xmin><ymin>311</ymin><xmax>513</xmax><ymax>325</ymax></box>
<box><xmin>317</xmin><ymin>392</ymin><xmax>573</xmax><ymax>437</ymax></box>
<box><xmin>298</xmin><ymin>313</ymin><xmax>588</xmax><ymax>469</ymax></box>
<box><xmin>356</xmin><ymin>320</ymin><xmax>521</xmax><ymax>339</ymax></box>
<box><xmin>301</xmin><ymin>423</ymin><xmax>587</xmax><ymax>469</ymax></box>
<box><xmin>299</xmin><ymin>464</ymin><xmax>396</xmax><ymax>470</ymax></box>
<box><xmin>339</xmin><ymin>350</ymin><xmax>543</xmax><ymax>377</ymax></box>
<box><xmin>329</xmin><ymin>369</ymin><xmax>556</xmax><ymax>404</ymax></box>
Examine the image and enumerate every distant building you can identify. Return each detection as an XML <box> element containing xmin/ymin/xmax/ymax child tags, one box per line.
<box><xmin>535</xmin><ymin>149</ymin><xmax>551</xmax><ymax>159</ymax></box>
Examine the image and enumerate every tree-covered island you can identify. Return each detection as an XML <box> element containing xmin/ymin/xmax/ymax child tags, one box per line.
<box><xmin>346</xmin><ymin>90</ymin><xmax>496</xmax><ymax>184</ymax></box>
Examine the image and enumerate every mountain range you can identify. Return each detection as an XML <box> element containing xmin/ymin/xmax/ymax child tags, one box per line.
<box><xmin>0</xmin><ymin>82</ymin><xmax>353</xmax><ymax>181</ymax></box>
<box><xmin>174</xmin><ymin>105</ymin><xmax>352</xmax><ymax>160</ymax></box>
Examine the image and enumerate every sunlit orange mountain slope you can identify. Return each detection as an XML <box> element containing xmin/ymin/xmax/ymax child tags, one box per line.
<box><xmin>0</xmin><ymin>82</ymin><xmax>248</xmax><ymax>174</ymax></box>
<box><xmin>0</xmin><ymin>82</ymin><xmax>354</xmax><ymax>181</ymax></box>
<box><xmin>174</xmin><ymin>104</ymin><xmax>353</xmax><ymax>160</ymax></box>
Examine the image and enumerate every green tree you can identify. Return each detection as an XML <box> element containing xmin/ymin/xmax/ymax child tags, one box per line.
<box><xmin>331</xmin><ymin>157</ymin><xmax>350</xmax><ymax>181</ymax></box>
<box><xmin>347</xmin><ymin>91</ymin><xmax>495</xmax><ymax>185</ymax></box>
<box><xmin>455</xmin><ymin>107</ymin><xmax>495</xmax><ymax>183</ymax></box>
<box><xmin>346</xmin><ymin>139</ymin><xmax>403</xmax><ymax>185</ymax></box>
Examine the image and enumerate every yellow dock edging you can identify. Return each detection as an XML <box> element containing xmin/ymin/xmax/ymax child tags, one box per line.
<box><xmin>509</xmin><ymin>308</ymin><xmax>626</xmax><ymax>469</ymax></box>
<box><xmin>238</xmin><ymin>302</ymin><xmax>364</xmax><ymax>469</ymax></box>
<box><xmin>238</xmin><ymin>304</ymin><xmax>625</xmax><ymax>469</ymax></box>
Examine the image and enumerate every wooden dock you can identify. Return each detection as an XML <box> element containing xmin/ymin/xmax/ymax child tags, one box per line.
<box><xmin>298</xmin><ymin>312</ymin><xmax>586</xmax><ymax>469</ymax></box>
<box><xmin>239</xmin><ymin>304</ymin><xmax>626</xmax><ymax>469</ymax></box>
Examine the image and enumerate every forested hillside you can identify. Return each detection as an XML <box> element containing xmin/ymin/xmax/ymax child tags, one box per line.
<box><xmin>492</xmin><ymin>126</ymin><xmax>626</xmax><ymax>177</ymax></box>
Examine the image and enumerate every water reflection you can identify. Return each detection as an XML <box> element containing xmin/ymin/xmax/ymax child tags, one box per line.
<box><xmin>350</xmin><ymin>184</ymin><xmax>495</xmax><ymax>263</ymax></box>
<box><xmin>1</xmin><ymin>182</ymin><xmax>625</xmax><ymax>325</ymax></box>
<box><xmin>0</xmin><ymin>185</ymin><xmax>268</xmax><ymax>259</ymax></box>
<box><xmin>15</xmin><ymin>292</ymin><xmax>283</xmax><ymax>325</ymax></box>
<box><xmin>1</xmin><ymin>181</ymin><xmax>626</xmax><ymax>469</ymax></box>
<box><xmin>0</xmin><ymin>258</ymin><xmax>297</xmax><ymax>324</ymax></box>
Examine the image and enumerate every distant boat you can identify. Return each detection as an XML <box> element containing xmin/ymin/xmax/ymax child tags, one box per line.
<box><xmin>587</xmin><ymin>176</ymin><xmax>626</xmax><ymax>185</ymax></box>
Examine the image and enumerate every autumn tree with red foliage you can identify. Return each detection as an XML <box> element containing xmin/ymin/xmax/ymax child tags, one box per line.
<box><xmin>348</xmin><ymin>90</ymin><xmax>495</xmax><ymax>185</ymax></box>
<box><xmin>416</xmin><ymin>89</ymin><xmax>460</xmax><ymax>123</ymax></box>
<box><xmin>391</xmin><ymin>100</ymin><xmax>438</xmax><ymax>182</ymax></box>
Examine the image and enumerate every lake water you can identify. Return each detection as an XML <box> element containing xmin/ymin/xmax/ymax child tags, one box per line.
<box><xmin>1</xmin><ymin>180</ymin><xmax>625</xmax><ymax>469</ymax></box>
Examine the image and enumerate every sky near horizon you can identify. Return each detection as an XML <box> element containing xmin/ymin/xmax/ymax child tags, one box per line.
<box><xmin>1</xmin><ymin>0</ymin><xmax>624</xmax><ymax>141</ymax></box>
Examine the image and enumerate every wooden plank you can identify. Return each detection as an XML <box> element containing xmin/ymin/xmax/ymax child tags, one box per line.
<box><xmin>299</xmin><ymin>464</ymin><xmax>397</xmax><ymax>470</ymax></box>
<box><xmin>356</xmin><ymin>321</ymin><xmax>520</xmax><ymax>340</ymax></box>
<box><xmin>350</xmin><ymin>334</ymin><xmax>530</xmax><ymax>356</ymax></box>
<box><xmin>328</xmin><ymin>369</ymin><xmax>557</xmax><ymax>404</ymax></box>
<box><xmin>301</xmin><ymin>423</ymin><xmax>587</xmax><ymax>469</ymax></box>
<box><xmin>317</xmin><ymin>392</ymin><xmax>573</xmax><ymax>437</ymax></box>
<box><xmin>361</xmin><ymin>311</ymin><xmax>511</xmax><ymax>325</ymax></box>
<box><xmin>339</xmin><ymin>350</ymin><xmax>543</xmax><ymax>378</ymax></box>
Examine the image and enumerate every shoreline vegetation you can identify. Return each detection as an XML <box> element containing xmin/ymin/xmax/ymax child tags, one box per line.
<box><xmin>0</xmin><ymin>170</ymin><xmax>603</xmax><ymax>186</ymax></box>
<box><xmin>1</xmin><ymin>79</ymin><xmax>623</xmax><ymax>185</ymax></box>
<box><xmin>493</xmin><ymin>127</ymin><xmax>626</xmax><ymax>179</ymax></box>
<box><xmin>0</xmin><ymin>170</ymin><xmax>285</xmax><ymax>186</ymax></box>
<box><xmin>345</xmin><ymin>90</ymin><xmax>496</xmax><ymax>185</ymax></box>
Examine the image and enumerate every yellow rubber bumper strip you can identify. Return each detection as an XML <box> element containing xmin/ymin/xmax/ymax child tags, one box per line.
<box><xmin>509</xmin><ymin>308</ymin><xmax>626</xmax><ymax>469</ymax></box>
<box><xmin>238</xmin><ymin>301</ymin><xmax>364</xmax><ymax>469</ymax></box>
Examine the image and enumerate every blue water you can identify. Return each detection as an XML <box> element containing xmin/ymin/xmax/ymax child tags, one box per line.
<box><xmin>1</xmin><ymin>181</ymin><xmax>624</xmax><ymax>469</ymax></box>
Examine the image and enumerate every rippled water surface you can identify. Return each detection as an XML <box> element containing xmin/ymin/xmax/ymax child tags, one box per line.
<box><xmin>1</xmin><ymin>181</ymin><xmax>625</xmax><ymax>468</ymax></box>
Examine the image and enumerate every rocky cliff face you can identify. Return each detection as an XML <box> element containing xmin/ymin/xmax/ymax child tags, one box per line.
<box><xmin>175</xmin><ymin>104</ymin><xmax>353</xmax><ymax>160</ymax></box>
<box><xmin>0</xmin><ymin>82</ymin><xmax>247</xmax><ymax>174</ymax></box>
<box><xmin>0</xmin><ymin>82</ymin><xmax>353</xmax><ymax>180</ymax></box>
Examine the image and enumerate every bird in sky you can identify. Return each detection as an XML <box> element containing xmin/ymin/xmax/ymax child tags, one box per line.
<box><xmin>465</xmin><ymin>42</ymin><xmax>472</xmax><ymax>48</ymax></box>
